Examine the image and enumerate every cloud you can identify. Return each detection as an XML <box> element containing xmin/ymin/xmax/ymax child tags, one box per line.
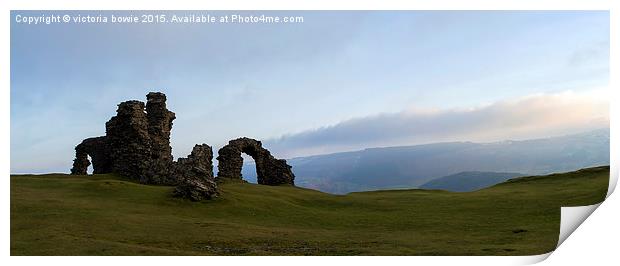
<box><xmin>264</xmin><ymin>89</ymin><xmax>609</xmax><ymax>158</ymax></box>
<box><xmin>568</xmin><ymin>41</ymin><xmax>609</xmax><ymax>67</ymax></box>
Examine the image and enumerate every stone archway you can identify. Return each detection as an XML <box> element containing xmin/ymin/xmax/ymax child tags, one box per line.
<box><xmin>217</xmin><ymin>137</ymin><xmax>295</xmax><ymax>185</ymax></box>
<box><xmin>70</xmin><ymin>136</ymin><xmax>111</xmax><ymax>175</ymax></box>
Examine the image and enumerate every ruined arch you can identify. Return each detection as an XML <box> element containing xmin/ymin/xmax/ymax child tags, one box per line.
<box><xmin>70</xmin><ymin>136</ymin><xmax>111</xmax><ymax>175</ymax></box>
<box><xmin>217</xmin><ymin>137</ymin><xmax>295</xmax><ymax>186</ymax></box>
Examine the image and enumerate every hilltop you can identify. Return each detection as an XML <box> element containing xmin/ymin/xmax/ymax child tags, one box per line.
<box><xmin>11</xmin><ymin>166</ymin><xmax>608</xmax><ymax>255</ymax></box>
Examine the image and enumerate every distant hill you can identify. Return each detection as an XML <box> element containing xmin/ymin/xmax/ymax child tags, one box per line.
<box><xmin>419</xmin><ymin>171</ymin><xmax>524</xmax><ymax>192</ymax></box>
<box><xmin>242</xmin><ymin>129</ymin><xmax>609</xmax><ymax>194</ymax></box>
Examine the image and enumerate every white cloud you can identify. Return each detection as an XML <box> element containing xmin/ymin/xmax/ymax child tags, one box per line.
<box><xmin>265</xmin><ymin>89</ymin><xmax>610</xmax><ymax>158</ymax></box>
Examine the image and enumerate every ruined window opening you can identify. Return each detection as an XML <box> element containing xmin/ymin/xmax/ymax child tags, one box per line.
<box><xmin>241</xmin><ymin>154</ymin><xmax>258</xmax><ymax>184</ymax></box>
<box><xmin>86</xmin><ymin>155</ymin><xmax>93</xmax><ymax>175</ymax></box>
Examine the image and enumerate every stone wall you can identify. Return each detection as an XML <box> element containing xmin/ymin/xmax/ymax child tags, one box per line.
<box><xmin>70</xmin><ymin>93</ymin><xmax>189</xmax><ymax>185</ymax></box>
<box><xmin>146</xmin><ymin>92</ymin><xmax>176</xmax><ymax>164</ymax></box>
<box><xmin>173</xmin><ymin>144</ymin><xmax>218</xmax><ymax>201</ymax></box>
<box><xmin>105</xmin><ymin>100</ymin><xmax>153</xmax><ymax>183</ymax></box>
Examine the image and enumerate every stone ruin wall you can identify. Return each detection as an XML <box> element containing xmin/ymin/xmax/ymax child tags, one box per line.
<box><xmin>71</xmin><ymin>94</ymin><xmax>173</xmax><ymax>184</ymax></box>
<box><xmin>70</xmin><ymin>92</ymin><xmax>295</xmax><ymax>201</ymax></box>
<box><xmin>217</xmin><ymin>137</ymin><xmax>295</xmax><ymax>186</ymax></box>
<box><xmin>70</xmin><ymin>136</ymin><xmax>110</xmax><ymax>175</ymax></box>
<box><xmin>144</xmin><ymin>93</ymin><xmax>177</xmax><ymax>184</ymax></box>
<box><xmin>173</xmin><ymin>144</ymin><xmax>218</xmax><ymax>201</ymax></box>
<box><xmin>104</xmin><ymin>100</ymin><xmax>153</xmax><ymax>183</ymax></box>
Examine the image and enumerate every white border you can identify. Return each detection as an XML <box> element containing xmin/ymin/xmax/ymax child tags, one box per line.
<box><xmin>2</xmin><ymin>1</ymin><xmax>618</xmax><ymax>265</ymax></box>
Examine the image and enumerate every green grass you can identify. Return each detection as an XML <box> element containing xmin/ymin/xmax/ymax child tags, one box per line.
<box><xmin>10</xmin><ymin>166</ymin><xmax>609</xmax><ymax>255</ymax></box>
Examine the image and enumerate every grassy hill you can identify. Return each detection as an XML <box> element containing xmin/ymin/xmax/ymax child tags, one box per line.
<box><xmin>11</xmin><ymin>166</ymin><xmax>609</xmax><ymax>255</ymax></box>
<box><xmin>419</xmin><ymin>171</ymin><xmax>524</xmax><ymax>192</ymax></box>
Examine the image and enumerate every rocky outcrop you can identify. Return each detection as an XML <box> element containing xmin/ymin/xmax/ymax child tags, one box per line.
<box><xmin>217</xmin><ymin>137</ymin><xmax>295</xmax><ymax>186</ymax></box>
<box><xmin>173</xmin><ymin>175</ymin><xmax>218</xmax><ymax>201</ymax></box>
<box><xmin>70</xmin><ymin>92</ymin><xmax>295</xmax><ymax>201</ymax></box>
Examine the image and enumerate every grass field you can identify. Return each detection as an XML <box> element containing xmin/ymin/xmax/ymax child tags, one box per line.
<box><xmin>10</xmin><ymin>166</ymin><xmax>609</xmax><ymax>255</ymax></box>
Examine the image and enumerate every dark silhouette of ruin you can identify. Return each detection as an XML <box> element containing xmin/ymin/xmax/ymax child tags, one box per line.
<box><xmin>217</xmin><ymin>137</ymin><xmax>295</xmax><ymax>186</ymax></box>
<box><xmin>70</xmin><ymin>92</ymin><xmax>295</xmax><ymax>200</ymax></box>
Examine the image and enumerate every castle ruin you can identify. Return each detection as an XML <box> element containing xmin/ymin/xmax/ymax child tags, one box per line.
<box><xmin>70</xmin><ymin>92</ymin><xmax>295</xmax><ymax>201</ymax></box>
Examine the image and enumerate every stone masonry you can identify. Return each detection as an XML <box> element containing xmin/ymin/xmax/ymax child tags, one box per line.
<box><xmin>217</xmin><ymin>137</ymin><xmax>295</xmax><ymax>186</ymax></box>
<box><xmin>70</xmin><ymin>92</ymin><xmax>295</xmax><ymax>201</ymax></box>
<box><xmin>173</xmin><ymin>144</ymin><xmax>218</xmax><ymax>201</ymax></box>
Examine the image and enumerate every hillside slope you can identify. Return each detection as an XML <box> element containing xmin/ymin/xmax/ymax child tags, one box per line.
<box><xmin>245</xmin><ymin>129</ymin><xmax>609</xmax><ymax>194</ymax></box>
<box><xmin>419</xmin><ymin>171</ymin><xmax>524</xmax><ymax>192</ymax></box>
<box><xmin>11</xmin><ymin>166</ymin><xmax>609</xmax><ymax>255</ymax></box>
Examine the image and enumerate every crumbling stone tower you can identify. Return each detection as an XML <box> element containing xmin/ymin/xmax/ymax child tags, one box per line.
<box><xmin>145</xmin><ymin>92</ymin><xmax>177</xmax><ymax>184</ymax></box>
<box><xmin>105</xmin><ymin>100</ymin><xmax>153</xmax><ymax>182</ymax></box>
<box><xmin>146</xmin><ymin>92</ymin><xmax>175</xmax><ymax>163</ymax></box>
<box><xmin>71</xmin><ymin>92</ymin><xmax>194</xmax><ymax>185</ymax></box>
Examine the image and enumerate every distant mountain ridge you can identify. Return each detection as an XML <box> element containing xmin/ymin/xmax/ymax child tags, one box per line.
<box><xmin>242</xmin><ymin>129</ymin><xmax>609</xmax><ymax>194</ymax></box>
<box><xmin>419</xmin><ymin>171</ymin><xmax>524</xmax><ymax>192</ymax></box>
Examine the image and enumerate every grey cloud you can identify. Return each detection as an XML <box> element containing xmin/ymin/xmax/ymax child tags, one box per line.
<box><xmin>264</xmin><ymin>91</ymin><xmax>609</xmax><ymax>158</ymax></box>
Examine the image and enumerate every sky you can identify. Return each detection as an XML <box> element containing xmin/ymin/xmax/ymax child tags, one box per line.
<box><xmin>10</xmin><ymin>11</ymin><xmax>609</xmax><ymax>173</ymax></box>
